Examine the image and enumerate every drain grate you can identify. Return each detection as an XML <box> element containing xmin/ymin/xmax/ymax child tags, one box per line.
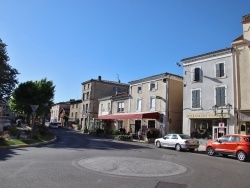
<box><xmin>155</xmin><ymin>181</ymin><xmax>187</xmax><ymax>188</ymax></box>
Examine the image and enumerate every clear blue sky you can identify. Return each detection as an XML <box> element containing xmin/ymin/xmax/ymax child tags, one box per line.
<box><xmin>1</xmin><ymin>0</ymin><xmax>249</xmax><ymax>103</ymax></box>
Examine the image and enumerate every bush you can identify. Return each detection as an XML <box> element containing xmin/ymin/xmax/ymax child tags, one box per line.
<box><xmin>150</xmin><ymin>128</ymin><xmax>160</xmax><ymax>138</ymax></box>
<box><xmin>116</xmin><ymin>135</ymin><xmax>133</xmax><ymax>141</ymax></box>
<box><xmin>8</xmin><ymin>126</ymin><xmax>21</xmax><ymax>139</ymax></box>
<box><xmin>112</xmin><ymin>130</ymin><xmax>120</xmax><ymax>135</ymax></box>
<box><xmin>96</xmin><ymin>128</ymin><xmax>104</xmax><ymax>135</ymax></box>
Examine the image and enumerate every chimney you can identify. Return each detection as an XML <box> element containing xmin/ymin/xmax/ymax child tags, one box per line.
<box><xmin>242</xmin><ymin>14</ymin><xmax>250</xmax><ymax>41</ymax></box>
<box><xmin>98</xmin><ymin>76</ymin><xmax>101</xmax><ymax>81</ymax></box>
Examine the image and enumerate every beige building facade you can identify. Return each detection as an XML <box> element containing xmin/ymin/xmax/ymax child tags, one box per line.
<box><xmin>81</xmin><ymin>76</ymin><xmax>129</xmax><ymax>131</ymax></box>
<box><xmin>98</xmin><ymin>73</ymin><xmax>183</xmax><ymax>136</ymax></box>
<box><xmin>232</xmin><ymin>14</ymin><xmax>250</xmax><ymax>135</ymax></box>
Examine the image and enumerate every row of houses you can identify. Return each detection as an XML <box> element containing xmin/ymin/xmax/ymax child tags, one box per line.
<box><xmin>51</xmin><ymin>14</ymin><xmax>250</xmax><ymax>140</ymax></box>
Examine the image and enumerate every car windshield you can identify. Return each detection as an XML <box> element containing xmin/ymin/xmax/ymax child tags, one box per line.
<box><xmin>179</xmin><ymin>135</ymin><xmax>191</xmax><ymax>139</ymax></box>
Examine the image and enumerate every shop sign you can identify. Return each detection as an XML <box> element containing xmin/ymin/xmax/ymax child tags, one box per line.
<box><xmin>187</xmin><ymin>113</ymin><xmax>230</xmax><ymax>119</ymax></box>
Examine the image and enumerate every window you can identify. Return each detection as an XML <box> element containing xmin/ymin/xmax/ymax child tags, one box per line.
<box><xmin>171</xmin><ymin>135</ymin><xmax>178</xmax><ymax>139</ymax></box>
<box><xmin>117</xmin><ymin>102</ymin><xmax>124</xmax><ymax>112</ymax></box>
<box><xmin>71</xmin><ymin>113</ymin><xmax>73</xmax><ymax>117</ymax></box>
<box><xmin>76</xmin><ymin>104</ymin><xmax>78</xmax><ymax>108</ymax></box>
<box><xmin>192</xmin><ymin>89</ymin><xmax>201</xmax><ymax>108</ymax></box>
<box><xmin>215</xmin><ymin>62</ymin><xmax>225</xmax><ymax>78</ymax></box>
<box><xmin>149</xmin><ymin>82</ymin><xmax>158</xmax><ymax>91</ymax></box>
<box><xmin>101</xmin><ymin>104</ymin><xmax>104</xmax><ymax>111</ymax></box>
<box><xmin>215</xmin><ymin>86</ymin><xmax>226</xmax><ymax>107</ymax></box>
<box><xmin>218</xmin><ymin>136</ymin><xmax>230</xmax><ymax>143</ymax></box>
<box><xmin>88</xmin><ymin>84</ymin><xmax>90</xmax><ymax>89</ymax></box>
<box><xmin>86</xmin><ymin>92</ymin><xmax>89</xmax><ymax>99</ymax></box>
<box><xmin>72</xmin><ymin>104</ymin><xmax>74</xmax><ymax>108</ymax></box>
<box><xmin>150</xmin><ymin>97</ymin><xmax>155</xmax><ymax>110</ymax></box>
<box><xmin>86</xmin><ymin>104</ymin><xmax>88</xmax><ymax>113</ymax></box>
<box><xmin>108</xmin><ymin>103</ymin><xmax>111</xmax><ymax>111</ymax></box>
<box><xmin>137</xmin><ymin>85</ymin><xmax>142</xmax><ymax>93</ymax></box>
<box><xmin>136</xmin><ymin>98</ymin><xmax>142</xmax><ymax>111</ymax></box>
<box><xmin>113</xmin><ymin>87</ymin><xmax>121</xmax><ymax>94</ymax></box>
<box><xmin>75</xmin><ymin>112</ymin><xmax>77</xmax><ymax>118</ymax></box>
<box><xmin>230</xmin><ymin>136</ymin><xmax>240</xmax><ymax>142</ymax></box>
<box><xmin>82</xmin><ymin>93</ymin><xmax>85</xmax><ymax>100</ymax></box>
<box><xmin>191</xmin><ymin>67</ymin><xmax>201</xmax><ymax>82</ymax></box>
<box><xmin>82</xmin><ymin>104</ymin><xmax>85</xmax><ymax>113</ymax></box>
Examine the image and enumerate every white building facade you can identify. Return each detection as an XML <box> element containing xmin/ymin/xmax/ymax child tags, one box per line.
<box><xmin>181</xmin><ymin>48</ymin><xmax>235</xmax><ymax>140</ymax></box>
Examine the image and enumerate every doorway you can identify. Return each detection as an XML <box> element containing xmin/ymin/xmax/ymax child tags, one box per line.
<box><xmin>135</xmin><ymin>120</ymin><xmax>141</xmax><ymax>133</ymax></box>
<box><xmin>212</xmin><ymin>126</ymin><xmax>227</xmax><ymax>140</ymax></box>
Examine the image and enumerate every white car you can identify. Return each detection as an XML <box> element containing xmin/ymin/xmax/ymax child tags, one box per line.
<box><xmin>155</xmin><ymin>134</ymin><xmax>199</xmax><ymax>152</ymax></box>
<box><xmin>49</xmin><ymin>122</ymin><xmax>58</xmax><ymax>129</ymax></box>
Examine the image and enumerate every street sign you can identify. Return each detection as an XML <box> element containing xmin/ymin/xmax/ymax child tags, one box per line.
<box><xmin>35</xmin><ymin>119</ymin><xmax>39</xmax><ymax>123</ymax></box>
<box><xmin>218</xmin><ymin>122</ymin><xmax>224</xmax><ymax>127</ymax></box>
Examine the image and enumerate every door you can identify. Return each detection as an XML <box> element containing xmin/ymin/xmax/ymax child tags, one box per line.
<box><xmin>135</xmin><ymin>120</ymin><xmax>141</xmax><ymax>133</ymax></box>
<box><xmin>227</xmin><ymin>136</ymin><xmax>241</xmax><ymax>154</ymax></box>
<box><xmin>162</xmin><ymin>134</ymin><xmax>171</xmax><ymax>147</ymax></box>
<box><xmin>213</xmin><ymin>126</ymin><xmax>227</xmax><ymax>140</ymax></box>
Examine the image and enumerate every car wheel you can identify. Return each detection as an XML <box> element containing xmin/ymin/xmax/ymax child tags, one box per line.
<box><xmin>189</xmin><ymin>149</ymin><xmax>195</xmax><ymax>152</ymax></box>
<box><xmin>156</xmin><ymin>141</ymin><xmax>161</xmax><ymax>148</ymax></box>
<box><xmin>237</xmin><ymin>151</ymin><xmax>246</xmax><ymax>162</ymax></box>
<box><xmin>206</xmin><ymin>147</ymin><xmax>215</xmax><ymax>156</ymax></box>
<box><xmin>175</xmin><ymin>144</ymin><xmax>181</xmax><ymax>151</ymax></box>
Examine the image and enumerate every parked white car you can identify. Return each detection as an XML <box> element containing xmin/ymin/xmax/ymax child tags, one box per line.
<box><xmin>155</xmin><ymin>134</ymin><xmax>199</xmax><ymax>152</ymax></box>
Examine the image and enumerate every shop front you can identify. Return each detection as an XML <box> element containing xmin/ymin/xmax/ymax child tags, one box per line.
<box><xmin>187</xmin><ymin>113</ymin><xmax>230</xmax><ymax>140</ymax></box>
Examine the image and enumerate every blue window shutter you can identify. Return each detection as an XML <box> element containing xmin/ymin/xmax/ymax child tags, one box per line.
<box><xmin>192</xmin><ymin>90</ymin><xmax>196</xmax><ymax>108</ymax></box>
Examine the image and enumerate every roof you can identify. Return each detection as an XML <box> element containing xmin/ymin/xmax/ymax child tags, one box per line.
<box><xmin>128</xmin><ymin>72</ymin><xmax>183</xmax><ymax>85</ymax></box>
<box><xmin>181</xmin><ymin>47</ymin><xmax>232</xmax><ymax>64</ymax></box>
<box><xmin>81</xmin><ymin>78</ymin><xmax>129</xmax><ymax>86</ymax></box>
<box><xmin>232</xmin><ymin>35</ymin><xmax>243</xmax><ymax>42</ymax></box>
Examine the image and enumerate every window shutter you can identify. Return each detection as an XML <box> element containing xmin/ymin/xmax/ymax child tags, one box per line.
<box><xmin>197</xmin><ymin>90</ymin><xmax>200</xmax><ymax>107</ymax></box>
<box><xmin>220</xmin><ymin>63</ymin><xmax>224</xmax><ymax>77</ymax></box>
<box><xmin>216</xmin><ymin>87</ymin><xmax>220</xmax><ymax>106</ymax></box>
<box><xmin>155</xmin><ymin>82</ymin><xmax>158</xmax><ymax>90</ymax></box>
<box><xmin>148</xmin><ymin>83</ymin><xmax>151</xmax><ymax>91</ymax></box>
<box><xmin>221</xmin><ymin>87</ymin><xmax>225</xmax><ymax>106</ymax></box>
<box><xmin>192</xmin><ymin>90</ymin><xmax>196</xmax><ymax>108</ymax></box>
<box><xmin>194</xmin><ymin>68</ymin><xmax>200</xmax><ymax>81</ymax></box>
<box><xmin>216</xmin><ymin>64</ymin><xmax>220</xmax><ymax>77</ymax></box>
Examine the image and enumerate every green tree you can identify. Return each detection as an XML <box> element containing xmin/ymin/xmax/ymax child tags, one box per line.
<box><xmin>9</xmin><ymin>78</ymin><xmax>55</xmax><ymax>124</ymax></box>
<box><xmin>0</xmin><ymin>38</ymin><xmax>19</xmax><ymax>100</ymax></box>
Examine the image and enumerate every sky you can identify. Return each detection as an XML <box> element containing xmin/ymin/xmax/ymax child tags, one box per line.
<box><xmin>0</xmin><ymin>0</ymin><xmax>250</xmax><ymax>103</ymax></box>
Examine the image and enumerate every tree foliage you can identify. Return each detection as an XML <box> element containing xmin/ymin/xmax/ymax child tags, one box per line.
<box><xmin>9</xmin><ymin>78</ymin><xmax>55</xmax><ymax>118</ymax></box>
<box><xmin>0</xmin><ymin>38</ymin><xmax>19</xmax><ymax>100</ymax></box>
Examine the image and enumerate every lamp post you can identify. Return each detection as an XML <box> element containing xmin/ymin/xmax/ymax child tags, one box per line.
<box><xmin>212</xmin><ymin>103</ymin><xmax>232</xmax><ymax>133</ymax></box>
<box><xmin>30</xmin><ymin>105</ymin><xmax>39</xmax><ymax>139</ymax></box>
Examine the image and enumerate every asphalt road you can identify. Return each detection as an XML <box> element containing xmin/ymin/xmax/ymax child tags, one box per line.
<box><xmin>0</xmin><ymin>128</ymin><xmax>249</xmax><ymax>188</ymax></box>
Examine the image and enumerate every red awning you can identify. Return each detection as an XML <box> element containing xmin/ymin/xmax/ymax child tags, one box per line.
<box><xmin>98</xmin><ymin>111</ymin><xmax>160</xmax><ymax>120</ymax></box>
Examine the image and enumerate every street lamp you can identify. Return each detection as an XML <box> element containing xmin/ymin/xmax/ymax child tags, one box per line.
<box><xmin>30</xmin><ymin>105</ymin><xmax>39</xmax><ymax>139</ymax></box>
<box><xmin>212</xmin><ymin>103</ymin><xmax>232</xmax><ymax>122</ymax></box>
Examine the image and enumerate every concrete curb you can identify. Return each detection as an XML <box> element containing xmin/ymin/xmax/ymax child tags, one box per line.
<box><xmin>0</xmin><ymin>136</ymin><xmax>57</xmax><ymax>150</ymax></box>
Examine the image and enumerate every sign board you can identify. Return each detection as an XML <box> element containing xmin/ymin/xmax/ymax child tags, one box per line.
<box><xmin>219</xmin><ymin>128</ymin><xmax>225</xmax><ymax>133</ymax></box>
<box><xmin>35</xmin><ymin>119</ymin><xmax>39</xmax><ymax>123</ymax></box>
<box><xmin>218</xmin><ymin>122</ymin><xmax>224</xmax><ymax>127</ymax></box>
